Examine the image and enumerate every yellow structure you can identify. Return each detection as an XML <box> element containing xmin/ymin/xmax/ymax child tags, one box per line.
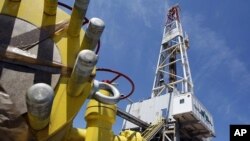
<box><xmin>85</xmin><ymin>89</ymin><xmax>143</xmax><ymax>141</ymax></box>
<box><xmin>0</xmin><ymin>0</ymin><xmax>144</xmax><ymax>140</ymax></box>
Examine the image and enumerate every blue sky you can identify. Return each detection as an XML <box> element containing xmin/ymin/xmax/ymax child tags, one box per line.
<box><xmin>61</xmin><ymin>1</ymin><xmax>250</xmax><ymax>141</ymax></box>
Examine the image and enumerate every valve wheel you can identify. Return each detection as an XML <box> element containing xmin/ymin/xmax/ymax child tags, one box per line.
<box><xmin>96</xmin><ymin>68</ymin><xmax>135</xmax><ymax>100</ymax></box>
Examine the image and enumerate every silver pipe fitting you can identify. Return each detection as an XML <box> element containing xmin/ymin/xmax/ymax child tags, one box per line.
<box><xmin>26</xmin><ymin>83</ymin><xmax>54</xmax><ymax>130</ymax></box>
<box><xmin>67</xmin><ymin>50</ymin><xmax>98</xmax><ymax>96</ymax></box>
<box><xmin>81</xmin><ymin>17</ymin><xmax>105</xmax><ymax>50</ymax></box>
<box><xmin>86</xmin><ymin>18</ymin><xmax>105</xmax><ymax>40</ymax></box>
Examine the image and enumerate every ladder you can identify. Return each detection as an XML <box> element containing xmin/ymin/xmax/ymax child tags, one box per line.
<box><xmin>162</xmin><ymin>122</ymin><xmax>176</xmax><ymax>141</ymax></box>
<box><xmin>142</xmin><ymin>120</ymin><xmax>165</xmax><ymax>141</ymax></box>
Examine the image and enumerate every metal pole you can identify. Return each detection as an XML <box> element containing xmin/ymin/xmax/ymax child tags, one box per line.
<box><xmin>68</xmin><ymin>0</ymin><xmax>90</xmax><ymax>36</ymax></box>
<box><xmin>81</xmin><ymin>17</ymin><xmax>105</xmax><ymax>51</ymax></box>
<box><xmin>67</xmin><ymin>50</ymin><xmax>98</xmax><ymax>96</ymax></box>
<box><xmin>44</xmin><ymin>0</ymin><xmax>58</xmax><ymax>16</ymax></box>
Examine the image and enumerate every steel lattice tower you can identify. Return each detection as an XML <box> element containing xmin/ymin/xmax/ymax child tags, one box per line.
<box><xmin>151</xmin><ymin>5</ymin><xmax>193</xmax><ymax>97</ymax></box>
<box><xmin>123</xmin><ymin>5</ymin><xmax>215</xmax><ymax>141</ymax></box>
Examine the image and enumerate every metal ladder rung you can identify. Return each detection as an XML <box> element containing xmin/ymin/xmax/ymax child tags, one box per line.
<box><xmin>142</xmin><ymin>121</ymin><xmax>165</xmax><ymax>141</ymax></box>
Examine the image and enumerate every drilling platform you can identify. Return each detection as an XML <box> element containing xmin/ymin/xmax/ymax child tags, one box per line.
<box><xmin>121</xmin><ymin>5</ymin><xmax>215</xmax><ymax>141</ymax></box>
<box><xmin>0</xmin><ymin>0</ymin><xmax>215</xmax><ymax>141</ymax></box>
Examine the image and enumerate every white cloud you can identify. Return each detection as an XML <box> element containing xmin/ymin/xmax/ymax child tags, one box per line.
<box><xmin>87</xmin><ymin>1</ymin><xmax>169</xmax><ymax>68</ymax></box>
<box><xmin>126</xmin><ymin>0</ymin><xmax>169</xmax><ymax>27</ymax></box>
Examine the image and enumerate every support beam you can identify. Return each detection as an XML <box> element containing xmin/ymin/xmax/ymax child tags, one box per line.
<box><xmin>117</xmin><ymin>108</ymin><xmax>150</xmax><ymax>129</ymax></box>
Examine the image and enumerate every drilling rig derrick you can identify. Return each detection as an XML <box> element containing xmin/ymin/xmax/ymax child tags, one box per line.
<box><xmin>152</xmin><ymin>5</ymin><xmax>193</xmax><ymax>97</ymax></box>
<box><xmin>123</xmin><ymin>5</ymin><xmax>215</xmax><ymax>141</ymax></box>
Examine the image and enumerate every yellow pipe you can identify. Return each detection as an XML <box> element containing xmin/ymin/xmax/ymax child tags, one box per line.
<box><xmin>44</xmin><ymin>0</ymin><xmax>58</xmax><ymax>16</ymax></box>
<box><xmin>67</xmin><ymin>128</ymin><xmax>86</xmax><ymax>141</ymax></box>
<box><xmin>10</xmin><ymin>0</ymin><xmax>21</xmax><ymax>2</ymax></box>
<box><xmin>114</xmin><ymin>135</ymin><xmax>127</xmax><ymax>141</ymax></box>
<box><xmin>0</xmin><ymin>0</ymin><xmax>90</xmax><ymax>140</ymax></box>
<box><xmin>85</xmin><ymin>89</ymin><xmax>117</xmax><ymax>141</ymax></box>
<box><xmin>68</xmin><ymin>0</ymin><xmax>90</xmax><ymax>37</ymax></box>
<box><xmin>84</xmin><ymin>89</ymin><xmax>144</xmax><ymax>141</ymax></box>
<box><xmin>80</xmin><ymin>18</ymin><xmax>105</xmax><ymax>51</ymax></box>
<box><xmin>0</xmin><ymin>1</ymin><xmax>144</xmax><ymax>140</ymax></box>
<box><xmin>67</xmin><ymin>50</ymin><xmax>98</xmax><ymax>96</ymax></box>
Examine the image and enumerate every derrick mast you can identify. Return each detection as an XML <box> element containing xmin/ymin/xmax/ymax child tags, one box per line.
<box><xmin>122</xmin><ymin>5</ymin><xmax>215</xmax><ymax>141</ymax></box>
<box><xmin>152</xmin><ymin>5</ymin><xmax>193</xmax><ymax>97</ymax></box>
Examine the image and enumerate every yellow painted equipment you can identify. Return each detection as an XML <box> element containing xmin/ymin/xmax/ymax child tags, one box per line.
<box><xmin>0</xmin><ymin>0</ymin><xmax>144</xmax><ymax>141</ymax></box>
<box><xmin>44</xmin><ymin>0</ymin><xmax>58</xmax><ymax>16</ymax></box>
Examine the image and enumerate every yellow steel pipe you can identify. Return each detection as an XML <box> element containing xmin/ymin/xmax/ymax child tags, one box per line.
<box><xmin>68</xmin><ymin>0</ymin><xmax>90</xmax><ymax>37</ymax></box>
<box><xmin>80</xmin><ymin>17</ymin><xmax>105</xmax><ymax>51</ymax></box>
<box><xmin>85</xmin><ymin>89</ymin><xmax>117</xmax><ymax>141</ymax></box>
<box><xmin>67</xmin><ymin>128</ymin><xmax>86</xmax><ymax>141</ymax></box>
<box><xmin>84</xmin><ymin>88</ymin><xmax>144</xmax><ymax>141</ymax></box>
<box><xmin>10</xmin><ymin>0</ymin><xmax>21</xmax><ymax>2</ymax></box>
<box><xmin>44</xmin><ymin>0</ymin><xmax>58</xmax><ymax>16</ymax></box>
<box><xmin>0</xmin><ymin>0</ymin><xmax>144</xmax><ymax>140</ymax></box>
<box><xmin>0</xmin><ymin>0</ymin><xmax>92</xmax><ymax>140</ymax></box>
<box><xmin>67</xmin><ymin>50</ymin><xmax>98</xmax><ymax>96</ymax></box>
